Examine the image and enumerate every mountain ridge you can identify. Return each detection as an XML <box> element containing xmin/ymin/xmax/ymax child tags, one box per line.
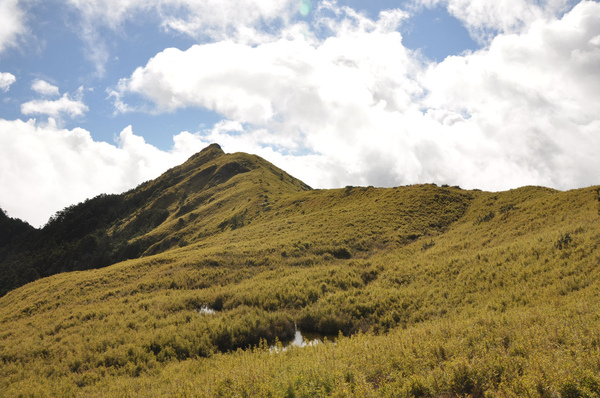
<box><xmin>1</xmin><ymin>144</ymin><xmax>596</xmax><ymax>297</ymax></box>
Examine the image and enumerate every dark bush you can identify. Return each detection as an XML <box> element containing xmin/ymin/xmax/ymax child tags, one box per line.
<box><xmin>329</xmin><ymin>247</ymin><xmax>351</xmax><ymax>259</ymax></box>
<box><xmin>450</xmin><ymin>363</ymin><xmax>484</xmax><ymax>397</ymax></box>
<box><xmin>555</xmin><ymin>233</ymin><xmax>572</xmax><ymax>250</ymax></box>
<box><xmin>474</xmin><ymin>211</ymin><xmax>495</xmax><ymax>225</ymax></box>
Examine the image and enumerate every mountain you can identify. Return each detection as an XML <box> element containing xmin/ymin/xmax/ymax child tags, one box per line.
<box><xmin>0</xmin><ymin>143</ymin><xmax>311</xmax><ymax>296</ymax></box>
<box><xmin>1</xmin><ymin>145</ymin><xmax>600</xmax><ymax>396</ymax></box>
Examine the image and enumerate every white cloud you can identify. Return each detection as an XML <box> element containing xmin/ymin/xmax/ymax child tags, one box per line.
<box><xmin>21</xmin><ymin>87</ymin><xmax>89</xmax><ymax>119</ymax></box>
<box><xmin>106</xmin><ymin>90</ymin><xmax>129</xmax><ymax>114</ymax></box>
<box><xmin>113</xmin><ymin>8</ymin><xmax>435</xmax><ymax>188</ymax></box>
<box><xmin>114</xmin><ymin>1</ymin><xmax>600</xmax><ymax>192</ymax></box>
<box><xmin>118</xmin><ymin>8</ymin><xmax>420</xmax><ymax>120</ymax></box>
<box><xmin>412</xmin><ymin>0</ymin><xmax>578</xmax><ymax>42</ymax></box>
<box><xmin>0</xmin><ymin>72</ymin><xmax>16</xmax><ymax>92</ymax></box>
<box><xmin>0</xmin><ymin>118</ymin><xmax>202</xmax><ymax>227</ymax></box>
<box><xmin>31</xmin><ymin>79</ymin><xmax>60</xmax><ymax>97</ymax></box>
<box><xmin>157</xmin><ymin>0</ymin><xmax>298</xmax><ymax>41</ymax></box>
<box><xmin>66</xmin><ymin>0</ymin><xmax>298</xmax><ymax>39</ymax></box>
<box><xmin>421</xmin><ymin>0</ymin><xmax>600</xmax><ymax>187</ymax></box>
<box><xmin>0</xmin><ymin>0</ymin><xmax>26</xmax><ymax>54</ymax></box>
<box><xmin>64</xmin><ymin>0</ymin><xmax>301</xmax><ymax>75</ymax></box>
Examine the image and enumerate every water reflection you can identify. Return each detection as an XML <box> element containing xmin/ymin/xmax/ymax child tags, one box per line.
<box><xmin>198</xmin><ymin>305</ymin><xmax>216</xmax><ymax>315</ymax></box>
<box><xmin>271</xmin><ymin>329</ymin><xmax>336</xmax><ymax>352</ymax></box>
<box><xmin>289</xmin><ymin>329</ymin><xmax>320</xmax><ymax>348</ymax></box>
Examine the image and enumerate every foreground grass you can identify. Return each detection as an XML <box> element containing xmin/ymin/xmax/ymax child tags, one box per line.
<box><xmin>5</xmin><ymin>301</ymin><xmax>600</xmax><ymax>397</ymax></box>
<box><xmin>1</xmin><ymin>184</ymin><xmax>599</xmax><ymax>396</ymax></box>
<box><xmin>93</xmin><ymin>301</ymin><xmax>600</xmax><ymax>398</ymax></box>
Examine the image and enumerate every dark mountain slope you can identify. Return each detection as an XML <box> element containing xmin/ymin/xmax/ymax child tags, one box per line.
<box><xmin>0</xmin><ymin>208</ymin><xmax>34</xmax><ymax>248</ymax></box>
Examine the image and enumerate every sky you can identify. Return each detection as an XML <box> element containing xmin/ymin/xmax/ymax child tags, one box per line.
<box><xmin>0</xmin><ymin>0</ymin><xmax>599</xmax><ymax>227</ymax></box>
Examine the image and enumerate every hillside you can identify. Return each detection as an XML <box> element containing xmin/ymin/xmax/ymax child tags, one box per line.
<box><xmin>1</xmin><ymin>145</ymin><xmax>600</xmax><ymax>397</ymax></box>
<box><xmin>0</xmin><ymin>143</ymin><xmax>311</xmax><ymax>296</ymax></box>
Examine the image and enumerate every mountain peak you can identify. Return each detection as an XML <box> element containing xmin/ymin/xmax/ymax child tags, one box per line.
<box><xmin>187</xmin><ymin>143</ymin><xmax>224</xmax><ymax>162</ymax></box>
<box><xmin>202</xmin><ymin>143</ymin><xmax>223</xmax><ymax>153</ymax></box>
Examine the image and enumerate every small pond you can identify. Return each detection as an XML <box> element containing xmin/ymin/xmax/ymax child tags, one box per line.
<box><xmin>197</xmin><ymin>305</ymin><xmax>216</xmax><ymax>315</ymax></box>
<box><xmin>271</xmin><ymin>329</ymin><xmax>337</xmax><ymax>352</ymax></box>
<box><xmin>196</xmin><ymin>306</ymin><xmax>337</xmax><ymax>352</ymax></box>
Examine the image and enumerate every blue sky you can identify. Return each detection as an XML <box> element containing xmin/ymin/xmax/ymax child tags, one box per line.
<box><xmin>0</xmin><ymin>0</ymin><xmax>598</xmax><ymax>226</ymax></box>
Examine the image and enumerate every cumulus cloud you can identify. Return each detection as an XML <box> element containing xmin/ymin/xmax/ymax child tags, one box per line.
<box><xmin>114</xmin><ymin>1</ymin><xmax>600</xmax><ymax>192</ymax></box>
<box><xmin>421</xmin><ymin>0</ymin><xmax>600</xmax><ymax>187</ymax></box>
<box><xmin>0</xmin><ymin>118</ymin><xmax>203</xmax><ymax>227</ymax></box>
<box><xmin>21</xmin><ymin>87</ymin><xmax>89</xmax><ymax>119</ymax></box>
<box><xmin>118</xmin><ymin>7</ymin><xmax>420</xmax><ymax>121</ymax></box>
<box><xmin>0</xmin><ymin>0</ymin><xmax>26</xmax><ymax>54</ymax></box>
<box><xmin>0</xmin><ymin>72</ymin><xmax>16</xmax><ymax>92</ymax></box>
<box><xmin>31</xmin><ymin>79</ymin><xmax>60</xmax><ymax>97</ymax></box>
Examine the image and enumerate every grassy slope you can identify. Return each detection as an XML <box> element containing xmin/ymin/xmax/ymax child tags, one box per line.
<box><xmin>1</xmin><ymin>148</ymin><xmax>599</xmax><ymax>396</ymax></box>
<box><xmin>111</xmin><ymin>144</ymin><xmax>313</xmax><ymax>258</ymax></box>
